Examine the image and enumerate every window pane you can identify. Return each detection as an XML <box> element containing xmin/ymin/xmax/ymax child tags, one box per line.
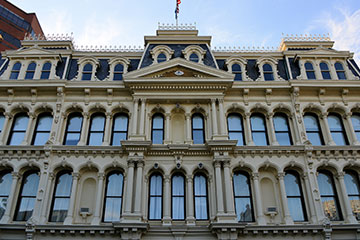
<box><xmin>40</xmin><ymin>71</ymin><xmax>50</xmax><ymax>79</ymax></box>
<box><xmin>172</xmin><ymin>175</ymin><xmax>184</xmax><ymax>195</ymax></box>
<box><xmin>12</xmin><ymin>62</ymin><xmax>21</xmax><ymax>71</ymax></box>
<box><xmin>234</xmin><ymin>73</ymin><xmax>242</xmax><ymax>81</ymax></box>
<box><xmin>264</xmin><ymin>73</ymin><xmax>274</xmax><ymax>81</ymax></box>
<box><xmin>10</xmin><ymin>72</ymin><xmax>19</xmax><ymax>80</ymax></box>
<box><xmin>252</xmin><ymin>132</ymin><xmax>268</xmax><ymax>146</ymax></box>
<box><xmin>50</xmin><ymin>198</ymin><xmax>69</xmax><ymax>222</ymax></box>
<box><xmin>106</xmin><ymin>173</ymin><xmax>123</xmax><ymax>197</ymax></box>
<box><xmin>190</xmin><ymin>53</ymin><xmax>199</xmax><ymax>62</ymax></box>
<box><xmin>322</xmin><ymin>71</ymin><xmax>331</xmax><ymax>80</ymax></box>
<box><xmin>233</xmin><ymin>173</ymin><xmax>250</xmax><ymax>196</ymax></box>
<box><xmin>288</xmin><ymin>198</ymin><xmax>305</xmax><ymax>221</ymax></box>
<box><xmin>194</xmin><ymin>175</ymin><xmax>206</xmax><ymax>196</ymax></box>
<box><xmin>113</xmin><ymin>115</ymin><xmax>128</xmax><ymax>131</ymax></box>
<box><xmin>27</xmin><ymin>63</ymin><xmax>36</xmax><ymax>71</ymax></box>
<box><xmin>42</xmin><ymin>62</ymin><xmax>51</xmax><ymax>71</ymax></box>
<box><xmin>22</xmin><ymin>173</ymin><xmax>39</xmax><ymax>196</ymax></box>
<box><xmin>0</xmin><ymin>114</ymin><xmax>4</xmax><ymax>133</ymax></box>
<box><xmin>64</xmin><ymin>133</ymin><xmax>80</xmax><ymax>145</ymax></box>
<box><xmin>318</xmin><ymin>173</ymin><xmax>335</xmax><ymax>195</ymax></box>
<box><xmin>83</xmin><ymin>64</ymin><xmax>92</xmax><ymax>71</ymax></box>
<box><xmin>195</xmin><ymin>197</ymin><xmax>207</xmax><ymax>219</ymax></box>
<box><xmin>0</xmin><ymin>173</ymin><xmax>12</xmax><ymax>196</ymax></box>
<box><xmin>335</xmin><ymin>62</ymin><xmax>344</xmax><ymax>70</ymax></box>
<box><xmin>305</xmin><ymin>62</ymin><xmax>314</xmax><ymax>70</ymax></box>
<box><xmin>153</xmin><ymin>115</ymin><xmax>163</xmax><ymax>128</ymax></box>
<box><xmin>36</xmin><ymin>115</ymin><xmax>52</xmax><ymax>131</ymax></box>
<box><xmin>192</xmin><ymin>115</ymin><xmax>203</xmax><ymax>129</ymax></box>
<box><xmin>307</xmin><ymin>133</ymin><xmax>323</xmax><ymax>146</ymax></box>
<box><xmin>9</xmin><ymin>132</ymin><xmax>25</xmax><ymax>145</ymax></box>
<box><xmin>320</xmin><ymin>62</ymin><xmax>329</xmax><ymax>70</ymax></box>
<box><xmin>25</xmin><ymin>72</ymin><xmax>34</xmax><ymax>80</ymax></box>
<box><xmin>193</xmin><ymin>130</ymin><xmax>204</xmax><ymax>144</ymax></box>
<box><xmin>349</xmin><ymin>196</ymin><xmax>360</xmax><ymax>220</ymax></box>
<box><xmin>229</xmin><ymin>132</ymin><xmax>244</xmax><ymax>146</ymax></box>
<box><xmin>16</xmin><ymin>197</ymin><xmax>35</xmax><ymax>221</ymax></box>
<box><xmin>273</xmin><ymin>115</ymin><xmax>289</xmax><ymax>131</ymax></box>
<box><xmin>150</xmin><ymin>175</ymin><xmax>162</xmax><ymax>195</ymax></box>
<box><xmin>232</xmin><ymin>64</ymin><xmax>241</xmax><ymax>72</ymax></box>
<box><xmin>284</xmin><ymin>173</ymin><xmax>301</xmax><ymax>196</ymax></box>
<box><xmin>331</xmin><ymin>132</ymin><xmax>347</xmax><ymax>145</ymax></box>
<box><xmin>55</xmin><ymin>173</ymin><xmax>72</xmax><ymax>197</ymax></box>
<box><xmin>90</xmin><ymin>115</ymin><xmax>105</xmax><ymax>131</ymax></box>
<box><xmin>306</xmin><ymin>71</ymin><xmax>316</xmax><ymax>80</ymax></box>
<box><xmin>67</xmin><ymin>115</ymin><xmax>83</xmax><ymax>131</ymax></box>
<box><xmin>172</xmin><ymin>197</ymin><xmax>184</xmax><ymax>219</ymax></box>
<box><xmin>82</xmin><ymin>73</ymin><xmax>91</xmax><ymax>80</ymax></box>
<box><xmin>251</xmin><ymin>115</ymin><xmax>265</xmax><ymax>131</ymax></box>
<box><xmin>157</xmin><ymin>53</ymin><xmax>166</xmax><ymax>63</ymax></box>
<box><xmin>114</xmin><ymin>64</ymin><xmax>124</xmax><ymax>71</ymax></box>
<box><xmin>328</xmin><ymin>115</ymin><xmax>343</xmax><ymax>131</ymax></box>
<box><xmin>149</xmin><ymin>197</ymin><xmax>162</xmax><ymax>219</ymax></box>
<box><xmin>321</xmin><ymin>197</ymin><xmax>341</xmax><ymax>221</ymax></box>
<box><xmin>228</xmin><ymin>115</ymin><xmax>242</xmax><ymax>131</ymax></box>
<box><xmin>111</xmin><ymin>133</ymin><xmax>127</xmax><ymax>146</ymax></box>
<box><xmin>263</xmin><ymin>64</ymin><xmax>272</xmax><ymax>71</ymax></box>
<box><xmin>235</xmin><ymin>198</ymin><xmax>253</xmax><ymax>222</ymax></box>
<box><xmin>33</xmin><ymin>132</ymin><xmax>50</xmax><ymax>145</ymax></box>
<box><xmin>337</xmin><ymin>72</ymin><xmax>346</xmax><ymax>80</ymax></box>
<box><xmin>113</xmin><ymin>73</ymin><xmax>123</xmax><ymax>81</ymax></box>
<box><xmin>13</xmin><ymin>115</ymin><xmax>29</xmax><ymax>131</ymax></box>
<box><xmin>152</xmin><ymin>130</ymin><xmax>163</xmax><ymax>144</ymax></box>
<box><xmin>88</xmin><ymin>132</ymin><xmax>104</xmax><ymax>146</ymax></box>
<box><xmin>0</xmin><ymin>197</ymin><xmax>8</xmax><ymax>220</ymax></box>
<box><xmin>104</xmin><ymin>198</ymin><xmax>122</xmax><ymax>222</ymax></box>
<box><xmin>276</xmin><ymin>133</ymin><xmax>291</xmax><ymax>145</ymax></box>
<box><xmin>304</xmin><ymin>115</ymin><xmax>320</xmax><ymax>131</ymax></box>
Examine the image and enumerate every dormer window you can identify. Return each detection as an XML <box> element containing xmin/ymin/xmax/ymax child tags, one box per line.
<box><xmin>232</xmin><ymin>64</ymin><xmax>242</xmax><ymax>81</ymax></box>
<box><xmin>263</xmin><ymin>64</ymin><xmax>274</xmax><ymax>81</ymax></box>
<box><xmin>157</xmin><ymin>53</ymin><xmax>167</xmax><ymax>63</ymax></box>
<box><xmin>10</xmin><ymin>62</ymin><xmax>21</xmax><ymax>80</ymax></box>
<box><xmin>305</xmin><ymin>62</ymin><xmax>316</xmax><ymax>79</ymax></box>
<box><xmin>335</xmin><ymin>62</ymin><xmax>346</xmax><ymax>80</ymax></box>
<box><xmin>25</xmin><ymin>62</ymin><xmax>36</xmax><ymax>80</ymax></box>
<box><xmin>320</xmin><ymin>62</ymin><xmax>331</xmax><ymax>79</ymax></box>
<box><xmin>113</xmin><ymin>64</ymin><xmax>124</xmax><ymax>80</ymax></box>
<box><xmin>189</xmin><ymin>53</ymin><xmax>199</xmax><ymax>63</ymax></box>
<box><xmin>82</xmin><ymin>63</ymin><xmax>93</xmax><ymax>80</ymax></box>
<box><xmin>40</xmin><ymin>62</ymin><xmax>51</xmax><ymax>79</ymax></box>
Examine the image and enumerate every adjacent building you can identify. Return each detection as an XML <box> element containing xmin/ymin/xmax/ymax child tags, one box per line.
<box><xmin>0</xmin><ymin>24</ymin><xmax>360</xmax><ymax>239</ymax></box>
<box><xmin>0</xmin><ymin>0</ymin><xmax>44</xmax><ymax>51</ymax></box>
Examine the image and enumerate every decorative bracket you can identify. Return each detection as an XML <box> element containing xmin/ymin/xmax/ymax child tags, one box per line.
<box><xmin>318</xmin><ymin>88</ymin><xmax>326</xmax><ymax>106</ymax></box>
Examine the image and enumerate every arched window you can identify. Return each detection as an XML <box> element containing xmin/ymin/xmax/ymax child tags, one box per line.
<box><xmin>0</xmin><ymin>171</ymin><xmax>12</xmax><ymax>220</ymax></box>
<box><xmin>172</xmin><ymin>173</ymin><xmax>185</xmax><ymax>220</ymax></box>
<box><xmin>64</xmin><ymin>113</ymin><xmax>83</xmax><ymax>145</ymax></box>
<box><xmin>88</xmin><ymin>113</ymin><xmax>105</xmax><ymax>146</ymax></box>
<box><xmin>194</xmin><ymin>174</ymin><xmax>208</xmax><ymax>220</ymax></box>
<box><xmin>232</xmin><ymin>64</ymin><xmax>242</xmax><ymax>81</ymax></box>
<box><xmin>111</xmin><ymin>114</ymin><xmax>128</xmax><ymax>146</ymax></box>
<box><xmin>49</xmin><ymin>171</ymin><xmax>72</xmax><ymax>222</ymax></box>
<box><xmin>157</xmin><ymin>53</ymin><xmax>167</xmax><ymax>63</ymax></box>
<box><xmin>273</xmin><ymin>113</ymin><xmax>292</xmax><ymax>146</ymax></box>
<box><xmin>328</xmin><ymin>113</ymin><xmax>348</xmax><ymax>145</ymax></box>
<box><xmin>344</xmin><ymin>171</ymin><xmax>360</xmax><ymax>220</ymax></box>
<box><xmin>82</xmin><ymin>63</ymin><xmax>93</xmax><ymax>80</ymax></box>
<box><xmin>25</xmin><ymin>62</ymin><xmax>36</xmax><ymax>80</ymax></box>
<box><xmin>305</xmin><ymin>62</ymin><xmax>316</xmax><ymax>80</ymax></box>
<box><xmin>10</xmin><ymin>62</ymin><xmax>21</xmax><ymax>80</ymax></box>
<box><xmin>317</xmin><ymin>171</ymin><xmax>342</xmax><ymax>221</ymax></box>
<box><xmin>304</xmin><ymin>113</ymin><xmax>324</xmax><ymax>146</ymax></box>
<box><xmin>40</xmin><ymin>62</ymin><xmax>51</xmax><ymax>79</ymax></box>
<box><xmin>152</xmin><ymin>114</ymin><xmax>164</xmax><ymax>144</ymax></box>
<box><xmin>8</xmin><ymin>113</ymin><xmax>29</xmax><ymax>145</ymax></box>
<box><xmin>189</xmin><ymin>53</ymin><xmax>199</xmax><ymax>63</ymax></box>
<box><xmin>351</xmin><ymin>114</ymin><xmax>360</xmax><ymax>142</ymax></box>
<box><xmin>233</xmin><ymin>172</ymin><xmax>254</xmax><ymax>222</ymax></box>
<box><xmin>284</xmin><ymin>171</ymin><xmax>307</xmax><ymax>221</ymax></box>
<box><xmin>263</xmin><ymin>64</ymin><xmax>274</xmax><ymax>81</ymax></box>
<box><xmin>192</xmin><ymin>114</ymin><xmax>205</xmax><ymax>144</ymax></box>
<box><xmin>227</xmin><ymin>113</ymin><xmax>244</xmax><ymax>146</ymax></box>
<box><xmin>0</xmin><ymin>112</ymin><xmax>4</xmax><ymax>134</ymax></box>
<box><xmin>320</xmin><ymin>62</ymin><xmax>331</xmax><ymax>80</ymax></box>
<box><xmin>14</xmin><ymin>171</ymin><xmax>39</xmax><ymax>221</ymax></box>
<box><xmin>250</xmin><ymin>113</ymin><xmax>268</xmax><ymax>146</ymax></box>
<box><xmin>103</xmin><ymin>171</ymin><xmax>124</xmax><ymax>222</ymax></box>
<box><xmin>335</xmin><ymin>62</ymin><xmax>346</xmax><ymax>80</ymax></box>
<box><xmin>32</xmin><ymin>113</ymin><xmax>53</xmax><ymax>145</ymax></box>
<box><xmin>113</xmin><ymin>64</ymin><xmax>124</xmax><ymax>81</ymax></box>
<box><xmin>148</xmin><ymin>173</ymin><xmax>162</xmax><ymax>220</ymax></box>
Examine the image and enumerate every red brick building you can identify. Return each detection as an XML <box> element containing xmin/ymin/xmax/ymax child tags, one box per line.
<box><xmin>0</xmin><ymin>0</ymin><xmax>44</xmax><ymax>51</ymax></box>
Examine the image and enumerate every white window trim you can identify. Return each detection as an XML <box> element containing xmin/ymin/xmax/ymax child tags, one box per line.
<box><xmin>150</xmin><ymin>45</ymin><xmax>174</xmax><ymax>64</ymax></box>
<box><xmin>256</xmin><ymin>57</ymin><xmax>282</xmax><ymax>81</ymax></box>
<box><xmin>226</xmin><ymin>57</ymin><xmax>249</xmax><ymax>81</ymax></box>
<box><xmin>77</xmin><ymin>57</ymin><xmax>99</xmax><ymax>81</ymax></box>
<box><xmin>108</xmin><ymin>57</ymin><xmax>130</xmax><ymax>81</ymax></box>
<box><xmin>182</xmin><ymin>45</ymin><xmax>207</xmax><ymax>64</ymax></box>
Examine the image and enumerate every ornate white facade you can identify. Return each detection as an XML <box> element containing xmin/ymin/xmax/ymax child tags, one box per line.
<box><xmin>0</xmin><ymin>26</ymin><xmax>360</xmax><ymax>240</ymax></box>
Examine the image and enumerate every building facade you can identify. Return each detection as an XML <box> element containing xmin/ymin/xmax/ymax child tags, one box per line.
<box><xmin>0</xmin><ymin>0</ymin><xmax>44</xmax><ymax>51</ymax></box>
<box><xmin>0</xmin><ymin>25</ymin><xmax>360</xmax><ymax>240</ymax></box>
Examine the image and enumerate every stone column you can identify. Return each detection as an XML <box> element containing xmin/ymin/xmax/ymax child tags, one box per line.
<box><xmin>218</xmin><ymin>99</ymin><xmax>227</xmax><ymax>135</ymax></box>
<box><xmin>124</xmin><ymin>161</ymin><xmax>135</xmax><ymax>214</ymax></box>
<box><xmin>302</xmin><ymin>173</ymin><xmax>317</xmax><ymax>223</ymax></box>
<box><xmin>78</xmin><ymin>112</ymin><xmax>89</xmax><ymax>145</ymax></box>
<box><xmin>139</xmin><ymin>99</ymin><xmax>146</xmax><ymax>135</ymax></box>
<box><xmin>337</xmin><ymin>172</ymin><xmax>357</xmax><ymax>223</ymax></box>
<box><xmin>39</xmin><ymin>173</ymin><xmax>55</xmax><ymax>223</ymax></box>
<box><xmin>223</xmin><ymin>161</ymin><xmax>235</xmax><ymax>215</ymax></box>
<box><xmin>211</xmin><ymin>99</ymin><xmax>218</xmax><ymax>137</ymax></box>
<box><xmin>0</xmin><ymin>112</ymin><xmax>12</xmax><ymax>145</ymax></box>
<box><xmin>102</xmin><ymin>112</ymin><xmax>112</xmax><ymax>146</ymax></box>
<box><xmin>22</xmin><ymin>112</ymin><xmax>35</xmax><ymax>145</ymax></box>
<box><xmin>214</xmin><ymin>160</ymin><xmax>224</xmax><ymax>214</ymax></box>
<box><xmin>321</xmin><ymin>113</ymin><xmax>335</xmax><ymax>145</ymax></box>
<box><xmin>329</xmin><ymin>61</ymin><xmax>337</xmax><ymax>80</ymax></box>
<box><xmin>131</xmin><ymin>98</ymin><xmax>139</xmax><ymax>135</ymax></box>
<box><xmin>344</xmin><ymin>112</ymin><xmax>360</xmax><ymax>145</ymax></box>
<box><xmin>64</xmin><ymin>172</ymin><xmax>80</xmax><ymax>225</ymax></box>
<box><xmin>163</xmin><ymin>174</ymin><xmax>171</xmax><ymax>224</ymax></box>
<box><xmin>291</xmin><ymin>114</ymin><xmax>301</xmax><ymax>145</ymax></box>
<box><xmin>277</xmin><ymin>172</ymin><xmax>293</xmax><ymax>225</ymax></box>
<box><xmin>185</xmin><ymin>113</ymin><xmax>192</xmax><ymax>143</ymax></box>
<box><xmin>32</xmin><ymin>171</ymin><xmax>50</xmax><ymax>223</ymax></box>
<box><xmin>252</xmin><ymin>173</ymin><xmax>266</xmax><ymax>225</ymax></box>
<box><xmin>314</xmin><ymin>61</ymin><xmax>322</xmax><ymax>80</ymax></box>
<box><xmin>267</xmin><ymin>113</ymin><xmax>279</xmax><ymax>146</ymax></box>
<box><xmin>56</xmin><ymin>112</ymin><xmax>67</xmax><ymax>145</ymax></box>
<box><xmin>186</xmin><ymin>175</ymin><xmax>195</xmax><ymax>224</ymax></box>
<box><xmin>244</xmin><ymin>113</ymin><xmax>254</xmax><ymax>146</ymax></box>
<box><xmin>164</xmin><ymin>113</ymin><xmax>171</xmax><ymax>144</ymax></box>
<box><xmin>0</xmin><ymin>172</ymin><xmax>20</xmax><ymax>223</ymax></box>
<box><xmin>134</xmin><ymin>161</ymin><xmax>144</xmax><ymax>214</ymax></box>
<box><xmin>91</xmin><ymin>172</ymin><xmax>105</xmax><ymax>225</ymax></box>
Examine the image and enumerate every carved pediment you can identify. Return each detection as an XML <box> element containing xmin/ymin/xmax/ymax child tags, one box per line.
<box><xmin>144</xmin><ymin>66</ymin><xmax>214</xmax><ymax>79</ymax></box>
<box><xmin>296</xmin><ymin>47</ymin><xmax>351</xmax><ymax>59</ymax></box>
<box><xmin>3</xmin><ymin>46</ymin><xmax>60</xmax><ymax>59</ymax></box>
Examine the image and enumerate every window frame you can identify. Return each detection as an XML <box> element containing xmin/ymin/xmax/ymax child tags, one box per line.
<box><xmin>49</xmin><ymin>171</ymin><xmax>72</xmax><ymax>222</ymax></box>
<box><xmin>81</xmin><ymin>63</ymin><xmax>93</xmax><ymax>81</ymax></box>
<box><xmin>320</xmin><ymin>62</ymin><xmax>331</xmax><ymax>80</ymax></box>
<box><xmin>7</xmin><ymin>112</ymin><xmax>29</xmax><ymax>145</ymax></box>
<box><xmin>327</xmin><ymin>113</ymin><xmax>349</xmax><ymax>146</ymax></box>
<box><xmin>227</xmin><ymin>113</ymin><xmax>245</xmax><ymax>146</ymax></box>
<box><xmin>103</xmin><ymin>171</ymin><xmax>124</xmax><ymax>222</ymax></box>
<box><xmin>192</xmin><ymin>113</ymin><xmax>205</xmax><ymax>144</ymax></box>
<box><xmin>344</xmin><ymin>170</ymin><xmax>360</xmax><ymax>220</ymax></box>
<box><xmin>171</xmin><ymin>173</ymin><xmax>186</xmax><ymax>220</ymax></box>
<box><xmin>0</xmin><ymin>112</ymin><xmax>5</xmax><ymax>134</ymax></box>
<box><xmin>335</xmin><ymin>62</ymin><xmax>346</xmax><ymax>80</ymax></box>
<box><xmin>305</xmin><ymin>62</ymin><xmax>316</xmax><ymax>80</ymax></box>
<box><xmin>232</xmin><ymin>63</ymin><xmax>242</xmax><ymax>81</ymax></box>
<box><xmin>10</xmin><ymin>62</ymin><xmax>21</xmax><ymax>80</ymax></box>
<box><xmin>111</xmin><ymin>113</ymin><xmax>129</xmax><ymax>146</ymax></box>
<box><xmin>250</xmin><ymin>113</ymin><xmax>269</xmax><ymax>146</ymax></box>
<box><xmin>148</xmin><ymin>173</ymin><xmax>163</xmax><ymax>220</ymax></box>
<box><xmin>263</xmin><ymin>63</ymin><xmax>274</xmax><ymax>81</ymax></box>
<box><xmin>351</xmin><ymin>113</ymin><xmax>360</xmax><ymax>142</ymax></box>
<box><xmin>87</xmin><ymin>112</ymin><xmax>106</xmax><ymax>146</ymax></box>
<box><xmin>193</xmin><ymin>173</ymin><xmax>209</xmax><ymax>220</ymax></box>
<box><xmin>40</xmin><ymin>62</ymin><xmax>52</xmax><ymax>79</ymax></box>
<box><xmin>151</xmin><ymin>113</ymin><xmax>164</xmax><ymax>144</ymax></box>
<box><xmin>113</xmin><ymin>63</ymin><xmax>124</xmax><ymax>81</ymax></box>
<box><xmin>0</xmin><ymin>170</ymin><xmax>12</xmax><ymax>221</ymax></box>
<box><xmin>25</xmin><ymin>62</ymin><xmax>36</xmax><ymax>80</ymax></box>
<box><xmin>63</xmin><ymin>112</ymin><xmax>83</xmax><ymax>146</ymax></box>
<box><xmin>273</xmin><ymin>113</ymin><xmax>293</xmax><ymax>146</ymax></box>
<box><xmin>232</xmin><ymin>171</ymin><xmax>255</xmax><ymax>222</ymax></box>
<box><xmin>31</xmin><ymin>112</ymin><xmax>53</xmax><ymax>146</ymax></box>
<box><xmin>303</xmin><ymin>113</ymin><xmax>325</xmax><ymax>146</ymax></box>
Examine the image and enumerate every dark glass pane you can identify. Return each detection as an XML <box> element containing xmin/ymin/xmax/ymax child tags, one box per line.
<box><xmin>264</xmin><ymin>73</ymin><xmax>274</xmax><ymax>81</ymax></box>
<box><xmin>42</xmin><ymin>62</ymin><xmax>51</xmax><ymax>71</ymax></box>
<box><xmin>0</xmin><ymin>197</ymin><xmax>8</xmax><ymax>220</ymax></box>
<box><xmin>320</xmin><ymin>62</ymin><xmax>329</xmax><ymax>70</ymax></box>
<box><xmin>36</xmin><ymin>115</ymin><xmax>52</xmax><ymax>131</ymax></box>
<box><xmin>337</xmin><ymin>72</ymin><xmax>346</xmax><ymax>80</ymax></box>
<box><xmin>150</xmin><ymin>175</ymin><xmax>162</xmax><ymax>195</ymax></box>
<box><xmin>82</xmin><ymin>73</ymin><xmax>91</xmax><ymax>80</ymax></box>
<box><xmin>251</xmin><ymin>115</ymin><xmax>266</xmax><ymax>131</ymax></box>
<box><xmin>190</xmin><ymin>53</ymin><xmax>199</xmax><ymax>62</ymax></box>
<box><xmin>67</xmin><ymin>115</ymin><xmax>83</xmax><ymax>131</ymax></box>
<box><xmin>90</xmin><ymin>115</ymin><xmax>105</xmax><ymax>131</ymax></box>
<box><xmin>263</xmin><ymin>64</ymin><xmax>272</xmax><ymax>71</ymax></box>
<box><xmin>64</xmin><ymin>133</ymin><xmax>80</xmax><ymax>145</ymax></box>
<box><xmin>22</xmin><ymin>173</ymin><xmax>39</xmax><ymax>196</ymax></box>
<box><xmin>9</xmin><ymin>132</ymin><xmax>25</xmax><ymax>145</ymax></box>
<box><xmin>33</xmin><ymin>132</ymin><xmax>50</xmax><ymax>146</ymax></box>
<box><xmin>55</xmin><ymin>173</ymin><xmax>72</xmax><ymax>197</ymax></box>
<box><xmin>152</xmin><ymin>130</ymin><xmax>163</xmax><ymax>144</ymax></box>
<box><xmin>40</xmin><ymin>71</ymin><xmax>50</xmax><ymax>79</ymax></box>
<box><xmin>0</xmin><ymin>173</ymin><xmax>12</xmax><ymax>196</ymax></box>
<box><xmin>233</xmin><ymin>173</ymin><xmax>250</xmax><ymax>196</ymax></box>
<box><xmin>252</xmin><ymin>132</ymin><xmax>268</xmax><ymax>146</ymax></box>
<box><xmin>232</xmin><ymin>64</ymin><xmax>241</xmax><ymax>72</ymax></box>
<box><xmin>113</xmin><ymin>115</ymin><xmax>128</xmax><ymax>131</ymax></box>
<box><xmin>106</xmin><ymin>173</ymin><xmax>123</xmax><ymax>197</ymax></box>
<box><xmin>193</xmin><ymin>130</ymin><xmax>204</xmax><ymax>144</ymax></box>
<box><xmin>88</xmin><ymin>132</ymin><xmax>104</xmax><ymax>146</ymax></box>
<box><xmin>344</xmin><ymin>172</ymin><xmax>360</xmax><ymax>195</ymax></box>
<box><xmin>152</xmin><ymin>115</ymin><xmax>164</xmax><ymax>128</ymax></box>
<box><xmin>114</xmin><ymin>64</ymin><xmax>124</xmax><ymax>72</ymax></box>
<box><xmin>318</xmin><ymin>173</ymin><xmax>335</xmax><ymax>195</ymax></box>
<box><xmin>305</xmin><ymin>62</ymin><xmax>314</xmax><ymax>70</ymax></box>
<box><xmin>229</xmin><ymin>132</ymin><xmax>244</xmax><ymax>146</ymax></box>
<box><xmin>157</xmin><ymin>53</ymin><xmax>166</xmax><ymax>63</ymax></box>
<box><xmin>13</xmin><ymin>115</ymin><xmax>29</xmax><ymax>131</ymax></box>
<box><xmin>25</xmin><ymin>71</ymin><xmax>34</xmax><ymax>79</ymax></box>
<box><xmin>10</xmin><ymin>72</ymin><xmax>19</xmax><ymax>80</ymax></box>
<box><xmin>50</xmin><ymin>198</ymin><xmax>69</xmax><ymax>222</ymax></box>
<box><xmin>228</xmin><ymin>115</ymin><xmax>242</xmax><ymax>131</ymax></box>
<box><xmin>113</xmin><ymin>73</ymin><xmax>123</xmax><ymax>80</ymax></box>
<box><xmin>27</xmin><ymin>62</ymin><xmax>36</xmax><ymax>71</ymax></box>
<box><xmin>284</xmin><ymin>173</ymin><xmax>301</xmax><ymax>196</ymax></box>
<box><xmin>104</xmin><ymin>198</ymin><xmax>122</xmax><ymax>221</ymax></box>
<box><xmin>322</xmin><ymin>71</ymin><xmax>331</xmax><ymax>80</ymax></box>
<box><xmin>111</xmin><ymin>133</ymin><xmax>127</xmax><ymax>146</ymax></box>
<box><xmin>335</xmin><ymin>62</ymin><xmax>344</xmax><ymax>71</ymax></box>
<box><xmin>192</xmin><ymin>115</ymin><xmax>203</xmax><ymax>129</ymax></box>
<box><xmin>306</xmin><ymin>71</ymin><xmax>316</xmax><ymax>80</ymax></box>
<box><xmin>172</xmin><ymin>175</ymin><xmax>184</xmax><ymax>195</ymax></box>
<box><xmin>0</xmin><ymin>114</ymin><xmax>4</xmax><ymax>132</ymax></box>
<box><xmin>235</xmin><ymin>198</ymin><xmax>253</xmax><ymax>221</ymax></box>
<box><xmin>288</xmin><ymin>198</ymin><xmax>305</xmax><ymax>221</ymax></box>
<box><xmin>234</xmin><ymin>73</ymin><xmax>242</xmax><ymax>81</ymax></box>
<box><xmin>16</xmin><ymin>197</ymin><xmax>35</xmax><ymax>221</ymax></box>
<box><xmin>12</xmin><ymin>62</ymin><xmax>21</xmax><ymax>71</ymax></box>
<box><xmin>83</xmin><ymin>64</ymin><xmax>92</xmax><ymax>71</ymax></box>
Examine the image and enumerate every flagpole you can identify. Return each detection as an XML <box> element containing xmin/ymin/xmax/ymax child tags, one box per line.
<box><xmin>176</xmin><ymin>0</ymin><xmax>178</xmax><ymax>29</ymax></box>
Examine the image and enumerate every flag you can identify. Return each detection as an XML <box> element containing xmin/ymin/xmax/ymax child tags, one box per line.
<box><xmin>175</xmin><ymin>0</ymin><xmax>181</xmax><ymax>20</ymax></box>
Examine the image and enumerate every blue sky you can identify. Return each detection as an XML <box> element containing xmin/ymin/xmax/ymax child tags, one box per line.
<box><xmin>10</xmin><ymin>0</ymin><xmax>360</xmax><ymax>61</ymax></box>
